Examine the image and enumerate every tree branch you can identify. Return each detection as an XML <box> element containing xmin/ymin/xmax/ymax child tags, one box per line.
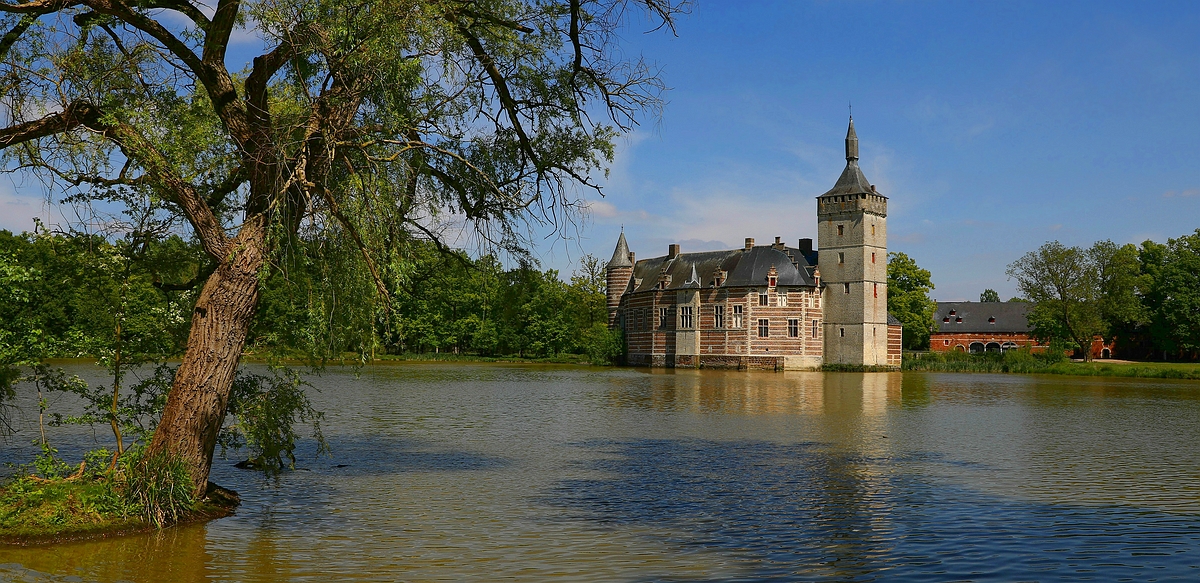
<box><xmin>0</xmin><ymin>101</ymin><xmax>230</xmax><ymax>259</ymax></box>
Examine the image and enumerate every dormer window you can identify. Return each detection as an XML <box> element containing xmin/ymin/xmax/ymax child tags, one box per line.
<box><xmin>988</xmin><ymin>317</ymin><xmax>996</xmax><ymax>324</ymax></box>
<box><xmin>768</xmin><ymin>276</ymin><xmax>777</xmax><ymax>287</ymax></box>
<box><xmin>949</xmin><ymin>310</ymin><xmax>956</xmax><ymax>316</ymax></box>
<box><xmin>955</xmin><ymin>317</ymin><xmax>963</xmax><ymax>323</ymax></box>
<box><xmin>943</xmin><ymin>317</ymin><xmax>950</xmax><ymax>323</ymax></box>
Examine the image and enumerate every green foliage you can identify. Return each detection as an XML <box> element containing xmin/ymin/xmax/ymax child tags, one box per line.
<box><xmin>0</xmin><ymin>471</ymin><xmax>135</xmax><ymax>537</ymax></box>
<box><xmin>119</xmin><ymin>445</ymin><xmax>195</xmax><ymax>528</ymax></box>
<box><xmin>980</xmin><ymin>288</ymin><xmax>1001</xmax><ymax>302</ymax></box>
<box><xmin>905</xmin><ymin>346</ymin><xmax>1069</xmax><ymax>373</ymax></box>
<box><xmin>903</xmin><ymin>349</ymin><xmax>1200</xmax><ymax>379</ymax></box>
<box><xmin>219</xmin><ymin>369</ymin><xmax>329</xmax><ymax>473</ymax></box>
<box><xmin>1141</xmin><ymin>230</ymin><xmax>1200</xmax><ymax>355</ymax></box>
<box><xmin>887</xmin><ymin>252</ymin><xmax>937</xmax><ymax>350</ymax></box>
<box><xmin>1007</xmin><ymin>241</ymin><xmax>1106</xmax><ymax>359</ymax></box>
<box><xmin>45</xmin><ymin>363</ymin><xmax>172</xmax><ymax>447</ymax></box>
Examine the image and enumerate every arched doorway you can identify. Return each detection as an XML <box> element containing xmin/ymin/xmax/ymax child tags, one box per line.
<box><xmin>1001</xmin><ymin>342</ymin><xmax>1018</xmax><ymax>352</ymax></box>
<box><xmin>970</xmin><ymin>342</ymin><xmax>985</xmax><ymax>354</ymax></box>
<box><xmin>954</xmin><ymin>344</ymin><xmax>966</xmax><ymax>352</ymax></box>
<box><xmin>985</xmin><ymin>342</ymin><xmax>1001</xmax><ymax>353</ymax></box>
<box><xmin>1102</xmin><ymin>348</ymin><xmax>1111</xmax><ymax>359</ymax></box>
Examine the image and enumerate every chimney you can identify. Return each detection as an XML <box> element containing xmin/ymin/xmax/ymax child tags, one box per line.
<box><xmin>744</xmin><ymin>237</ymin><xmax>755</xmax><ymax>251</ymax></box>
<box><xmin>773</xmin><ymin>236</ymin><xmax>784</xmax><ymax>249</ymax></box>
<box><xmin>799</xmin><ymin>238</ymin><xmax>813</xmax><ymax>255</ymax></box>
<box><xmin>668</xmin><ymin>244</ymin><xmax>680</xmax><ymax>259</ymax></box>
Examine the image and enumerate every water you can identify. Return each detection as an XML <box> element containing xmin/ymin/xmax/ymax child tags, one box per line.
<box><xmin>3</xmin><ymin>364</ymin><xmax>1200</xmax><ymax>581</ymax></box>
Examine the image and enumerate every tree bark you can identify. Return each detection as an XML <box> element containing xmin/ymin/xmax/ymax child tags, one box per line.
<box><xmin>147</xmin><ymin>215</ymin><xmax>267</xmax><ymax>497</ymax></box>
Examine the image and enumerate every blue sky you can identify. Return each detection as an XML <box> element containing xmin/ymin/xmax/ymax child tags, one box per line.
<box><xmin>542</xmin><ymin>0</ymin><xmax>1200</xmax><ymax>300</ymax></box>
<box><xmin>3</xmin><ymin>1</ymin><xmax>1199</xmax><ymax>301</ymax></box>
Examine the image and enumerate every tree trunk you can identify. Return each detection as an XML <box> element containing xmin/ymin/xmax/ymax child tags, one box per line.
<box><xmin>148</xmin><ymin>216</ymin><xmax>268</xmax><ymax>497</ymax></box>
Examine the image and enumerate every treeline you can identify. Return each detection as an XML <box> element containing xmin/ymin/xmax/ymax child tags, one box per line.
<box><xmin>0</xmin><ymin>230</ymin><xmax>622</xmax><ymax>369</ymax></box>
<box><xmin>1008</xmin><ymin>230</ymin><xmax>1200</xmax><ymax>360</ymax></box>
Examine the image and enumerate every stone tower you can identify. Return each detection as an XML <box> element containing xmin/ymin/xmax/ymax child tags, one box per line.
<box><xmin>817</xmin><ymin>118</ymin><xmax>889</xmax><ymax>365</ymax></box>
<box><xmin>605</xmin><ymin>231</ymin><xmax>634</xmax><ymax>328</ymax></box>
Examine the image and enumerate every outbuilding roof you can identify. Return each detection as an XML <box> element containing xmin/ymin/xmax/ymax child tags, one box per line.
<box><xmin>625</xmin><ymin>246</ymin><xmax>817</xmax><ymax>294</ymax></box>
<box><xmin>934</xmin><ymin>301</ymin><xmax>1031</xmax><ymax>334</ymax></box>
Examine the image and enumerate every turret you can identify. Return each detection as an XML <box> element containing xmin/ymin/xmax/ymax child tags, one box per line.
<box><xmin>605</xmin><ymin>231</ymin><xmax>634</xmax><ymax>328</ymax></box>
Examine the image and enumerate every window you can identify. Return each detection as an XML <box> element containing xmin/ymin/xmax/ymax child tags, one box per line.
<box><xmin>837</xmin><ymin>224</ymin><xmax>844</xmax><ymax>236</ymax></box>
<box><xmin>759</xmin><ymin>290</ymin><xmax>769</xmax><ymax>306</ymax></box>
<box><xmin>838</xmin><ymin>252</ymin><xmax>845</xmax><ymax>264</ymax></box>
<box><xmin>871</xmin><ymin>224</ymin><xmax>875</xmax><ymax>236</ymax></box>
<box><xmin>812</xmin><ymin>320</ymin><xmax>819</xmax><ymax>338</ymax></box>
<box><xmin>733</xmin><ymin>305</ymin><xmax>743</xmax><ymax>328</ymax></box>
<box><xmin>874</xmin><ymin>283</ymin><xmax>878</xmax><ymax>298</ymax></box>
<box><xmin>944</xmin><ymin>339</ymin><xmax>950</xmax><ymax>346</ymax></box>
<box><xmin>758</xmin><ymin>318</ymin><xmax>770</xmax><ymax>338</ymax></box>
<box><xmin>871</xmin><ymin>252</ymin><xmax>876</xmax><ymax>263</ymax></box>
<box><xmin>778</xmin><ymin>292</ymin><xmax>787</xmax><ymax>307</ymax></box>
<box><xmin>839</xmin><ymin>327</ymin><xmax>845</xmax><ymax>338</ymax></box>
<box><xmin>788</xmin><ymin>319</ymin><xmax>799</xmax><ymax>337</ymax></box>
<box><xmin>659</xmin><ymin>307</ymin><xmax>668</xmax><ymax>328</ymax></box>
<box><xmin>843</xmin><ymin>283</ymin><xmax>851</xmax><ymax>294</ymax></box>
<box><xmin>680</xmin><ymin>306</ymin><xmax>693</xmax><ymax>329</ymax></box>
<box><xmin>714</xmin><ymin>305</ymin><xmax>724</xmax><ymax>328</ymax></box>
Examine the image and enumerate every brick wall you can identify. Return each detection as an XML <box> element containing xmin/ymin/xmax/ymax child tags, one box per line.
<box><xmin>887</xmin><ymin>324</ymin><xmax>902</xmax><ymax>366</ymax></box>
<box><xmin>930</xmin><ymin>332</ymin><xmax>1046</xmax><ymax>352</ymax></box>
<box><xmin>619</xmin><ymin>284</ymin><xmax>823</xmax><ymax>367</ymax></box>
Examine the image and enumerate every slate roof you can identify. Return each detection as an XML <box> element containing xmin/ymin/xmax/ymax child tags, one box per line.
<box><xmin>608</xmin><ymin>231</ymin><xmax>632</xmax><ymax>268</ymax></box>
<box><xmin>625</xmin><ymin>246</ymin><xmax>816</xmax><ymax>294</ymax></box>
<box><xmin>887</xmin><ymin>313</ymin><xmax>902</xmax><ymax>327</ymax></box>
<box><xmin>934</xmin><ymin>301</ymin><xmax>1031</xmax><ymax>334</ymax></box>
<box><xmin>821</xmin><ymin>160</ymin><xmax>876</xmax><ymax>197</ymax></box>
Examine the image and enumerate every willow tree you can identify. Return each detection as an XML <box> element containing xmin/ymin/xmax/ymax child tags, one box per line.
<box><xmin>1</xmin><ymin>0</ymin><xmax>682</xmax><ymax>495</ymax></box>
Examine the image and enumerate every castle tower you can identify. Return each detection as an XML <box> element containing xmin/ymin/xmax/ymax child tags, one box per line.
<box><xmin>605</xmin><ymin>231</ymin><xmax>634</xmax><ymax>328</ymax></box>
<box><xmin>817</xmin><ymin>118</ymin><xmax>889</xmax><ymax>365</ymax></box>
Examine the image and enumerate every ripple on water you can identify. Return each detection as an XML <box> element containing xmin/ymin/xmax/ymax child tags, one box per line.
<box><xmin>2</xmin><ymin>365</ymin><xmax>1200</xmax><ymax>582</ymax></box>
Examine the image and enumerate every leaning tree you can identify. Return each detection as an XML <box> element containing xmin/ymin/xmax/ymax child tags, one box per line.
<box><xmin>1</xmin><ymin>0</ymin><xmax>683</xmax><ymax>495</ymax></box>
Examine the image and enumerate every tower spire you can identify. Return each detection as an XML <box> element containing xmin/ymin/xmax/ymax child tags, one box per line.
<box><xmin>845</xmin><ymin>116</ymin><xmax>859</xmax><ymax>161</ymax></box>
<box><xmin>608</xmin><ymin>231</ymin><xmax>632</xmax><ymax>268</ymax></box>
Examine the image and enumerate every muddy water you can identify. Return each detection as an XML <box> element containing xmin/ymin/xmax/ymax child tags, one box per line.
<box><xmin>3</xmin><ymin>364</ymin><xmax>1200</xmax><ymax>581</ymax></box>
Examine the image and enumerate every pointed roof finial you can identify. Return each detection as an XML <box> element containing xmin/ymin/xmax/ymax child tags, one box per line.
<box><xmin>608</xmin><ymin>231</ymin><xmax>632</xmax><ymax>268</ymax></box>
<box><xmin>845</xmin><ymin>115</ymin><xmax>859</xmax><ymax>161</ymax></box>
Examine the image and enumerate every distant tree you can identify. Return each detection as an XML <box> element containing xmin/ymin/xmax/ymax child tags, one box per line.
<box><xmin>887</xmin><ymin>252</ymin><xmax>936</xmax><ymax>350</ymax></box>
<box><xmin>1144</xmin><ymin>230</ymin><xmax>1200</xmax><ymax>357</ymax></box>
<box><xmin>1006</xmin><ymin>241</ymin><xmax>1104</xmax><ymax>360</ymax></box>
<box><xmin>980</xmin><ymin>289</ymin><xmax>1001</xmax><ymax>302</ymax></box>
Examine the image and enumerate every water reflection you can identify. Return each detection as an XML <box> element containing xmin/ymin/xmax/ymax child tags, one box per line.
<box><xmin>1</xmin><ymin>365</ymin><xmax>1199</xmax><ymax>581</ymax></box>
<box><xmin>607</xmin><ymin>369</ymin><xmax>904</xmax><ymax>418</ymax></box>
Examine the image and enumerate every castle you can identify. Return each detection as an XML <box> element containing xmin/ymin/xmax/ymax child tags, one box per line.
<box><xmin>605</xmin><ymin>118</ymin><xmax>902</xmax><ymax>370</ymax></box>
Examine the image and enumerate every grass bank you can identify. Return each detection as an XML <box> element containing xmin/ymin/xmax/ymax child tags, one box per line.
<box><xmin>0</xmin><ymin>447</ymin><xmax>238</xmax><ymax>546</ymax></box>
<box><xmin>903</xmin><ymin>350</ymin><xmax>1200</xmax><ymax>380</ymax></box>
<box><xmin>239</xmin><ymin>351</ymin><xmax>606</xmax><ymax>366</ymax></box>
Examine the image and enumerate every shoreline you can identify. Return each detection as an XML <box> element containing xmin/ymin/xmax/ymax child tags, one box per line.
<box><xmin>37</xmin><ymin>354</ymin><xmax>1200</xmax><ymax>380</ymax></box>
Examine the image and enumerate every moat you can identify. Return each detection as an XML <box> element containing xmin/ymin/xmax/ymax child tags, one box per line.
<box><xmin>4</xmin><ymin>364</ymin><xmax>1200</xmax><ymax>581</ymax></box>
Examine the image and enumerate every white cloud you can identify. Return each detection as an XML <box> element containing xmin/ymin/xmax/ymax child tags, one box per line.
<box><xmin>0</xmin><ymin>185</ymin><xmax>45</xmax><ymax>234</ymax></box>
